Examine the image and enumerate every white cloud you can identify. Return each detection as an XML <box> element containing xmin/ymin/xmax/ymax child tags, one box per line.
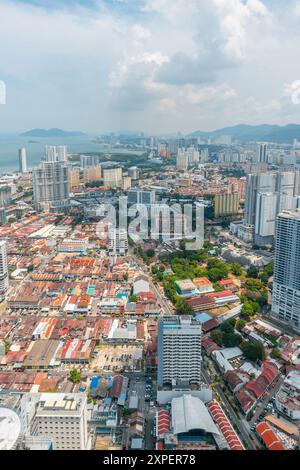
<box><xmin>0</xmin><ymin>0</ymin><xmax>298</xmax><ymax>133</ymax></box>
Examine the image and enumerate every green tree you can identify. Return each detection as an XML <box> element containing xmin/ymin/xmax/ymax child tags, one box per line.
<box><xmin>247</xmin><ymin>266</ymin><xmax>259</xmax><ymax>279</ymax></box>
<box><xmin>236</xmin><ymin>319</ymin><xmax>247</xmax><ymax>331</ymax></box>
<box><xmin>129</xmin><ymin>294</ymin><xmax>138</xmax><ymax>303</ymax></box>
<box><xmin>175</xmin><ymin>298</ymin><xmax>194</xmax><ymax>316</ymax></box>
<box><xmin>271</xmin><ymin>348</ymin><xmax>281</xmax><ymax>360</ymax></box>
<box><xmin>146</xmin><ymin>249</ymin><xmax>155</xmax><ymax>258</ymax></box>
<box><xmin>211</xmin><ymin>330</ymin><xmax>223</xmax><ymax>347</ymax></box>
<box><xmin>231</xmin><ymin>263</ymin><xmax>243</xmax><ymax>277</ymax></box>
<box><xmin>69</xmin><ymin>368</ymin><xmax>81</xmax><ymax>384</ymax></box>
<box><xmin>242</xmin><ymin>341</ymin><xmax>265</xmax><ymax>362</ymax></box>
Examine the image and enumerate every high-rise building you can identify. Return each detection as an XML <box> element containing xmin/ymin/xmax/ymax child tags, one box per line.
<box><xmin>103</xmin><ymin>168</ymin><xmax>123</xmax><ymax>189</ymax></box>
<box><xmin>0</xmin><ymin>186</ymin><xmax>12</xmax><ymax>207</ymax></box>
<box><xmin>19</xmin><ymin>148</ymin><xmax>27</xmax><ymax>173</ymax></box>
<box><xmin>128</xmin><ymin>167</ymin><xmax>140</xmax><ymax>180</ymax></box>
<box><xmin>176</xmin><ymin>153</ymin><xmax>188</xmax><ymax>171</ymax></box>
<box><xmin>33</xmin><ymin>147</ymin><xmax>70</xmax><ymax>212</ymax></box>
<box><xmin>257</xmin><ymin>143</ymin><xmax>268</xmax><ymax>163</ymax></box>
<box><xmin>80</xmin><ymin>155</ymin><xmax>100</xmax><ymax>168</ymax></box>
<box><xmin>157</xmin><ymin>316</ymin><xmax>202</xmax><ymax>388</ymax></box>
<box><xmin>0</xmin><ymin>240</ymin><xmax>9</xmax><ymax>296</ymax></box>
<box><xmin>69</xmin><ymin>168</ymin><xmax>81</xmax><ymax>191</ymax></box>
<box><xmin>108</xmin><ymin>228</ymin><xmax>128</xmax><ymax>257</ymax></box>
<box><xmin>244</xmin><ymin>171</ymin><xmax>300</xmax><ymax>245</ymax></box>
<box><xmin>214</xmin><ymin>192</ymin><xmax>240</xmax><ymax>218</ymax></box>
<box><xmin>122</xmin><ymin>176</ymin><xmax>132</xmax><ymax>191</ymax></box>
<box><xmin>83</xmin><ymin>166</ymin><xmax>101</xmax><ymax>184</ymax></box>
<box><xmin>43</xmin><ymin>145</ymin><xmax>67</xmax><ymax>163</ymax></box>
<box><xmin>271</xmin><ymin>210</ymin><xmax>300</xmax><ymax>332</ymax></box>
<box><xmin>0</xmin><ymin>208</ymin><xmax>6</xmax><ymax>225</ymax></box>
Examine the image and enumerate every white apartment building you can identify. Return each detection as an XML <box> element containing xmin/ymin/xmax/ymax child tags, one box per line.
<box><xmin>30</xmin><ymin>393</ymin><xmax>90</xmax><ymax>450</ymax></box>
<box><xmin>103</xmin><ymin>168</ymin><xmax>123</xmax><ymax>188</ymax></box>
<box><xmin>33</xmin><ymin>146</ymin><xmax>70</xmax><ymax>212</ymax></box>
<box><xmin>0</xmin><ymin>240</ymin><xmax>9</xmax><ymax>295</ymax></box>
<box><xmin>176</xmin><ymin>153</ymin><xmax>188</xmax><ymax>171</ymax></box>
<box><xmin>244</xmin><ymin>171</ymin><xmax>300</xmax><ymax>246</ymax></box>
<box><xmin>157</xmin><ymin>316</ymin><xmax>202</xmax><ymax>388</ymax></box>
<box><xmin>19</xmin><ymin>148</ymin><xmax>27</xmax><ymax>173</ymax></box>
<box><xmin>272</xmin><ymin>210</ymin><xmax>300</xmax><ymax>332</ymax></box>
<box><xmin>109</xmin><ymin>228</ymin><xmax>128</xmax><ymax>257</ymax></box>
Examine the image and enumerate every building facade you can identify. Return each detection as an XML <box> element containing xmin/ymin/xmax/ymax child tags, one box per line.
<box><xmin>157</xmin><ymin>316</ymin><xmax>202</xmax><ymax>388</ymax></box>
<box><xmin>271</xmin><ymin>210</ymin><xmax>300</xmax><ymax>332</ymax></box>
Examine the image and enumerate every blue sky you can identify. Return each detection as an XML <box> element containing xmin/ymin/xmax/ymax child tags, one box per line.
<box><xmin>0</xmin><ymin>0</ymin><xmax>300</xmax><ymax>134</ymax></box>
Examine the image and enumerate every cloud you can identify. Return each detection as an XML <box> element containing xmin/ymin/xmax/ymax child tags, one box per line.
<box><xmin>0</xmin><ymin>0</ymin><xmax>299</xmax><ymax>134</ymax></box>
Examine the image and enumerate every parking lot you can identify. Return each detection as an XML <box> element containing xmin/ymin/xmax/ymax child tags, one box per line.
<box><xmin>91</xmin><ymin>344</ymin><xmax>143</xmax><ymax>372</ymax></box>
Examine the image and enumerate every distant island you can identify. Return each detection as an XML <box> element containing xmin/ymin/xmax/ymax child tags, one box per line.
<box><xmin>20</xmin><ymin>128</ymin><xmax>86</xmax><ymax>138</ymax></box>
<box><xmin>189</xmin><ymin>124</ymin><xmax>300</xmax><ymax>144</ymax></box>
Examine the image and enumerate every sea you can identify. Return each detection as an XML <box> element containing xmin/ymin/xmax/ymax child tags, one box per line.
<box><xmin>0</xmin><ymin>134</ymin><xmax>132</xmax><ymax>175</ymax></box>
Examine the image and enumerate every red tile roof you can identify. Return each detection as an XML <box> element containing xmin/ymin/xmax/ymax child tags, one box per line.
<box><xmin>208</xmin><ymin>401</ymin><xmax>244</xmax><ymax>450</ymax></box>
<box><xmin>256</xmin><ymin>422</ymin><xmax>284</xmax><ymax>450</ymax></box>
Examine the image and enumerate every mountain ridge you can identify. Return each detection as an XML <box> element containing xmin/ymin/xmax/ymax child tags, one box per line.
<box><xmin>188</xmin><ymin>124</ymin><xmax>300</xmax><ymax>143</ymax></box>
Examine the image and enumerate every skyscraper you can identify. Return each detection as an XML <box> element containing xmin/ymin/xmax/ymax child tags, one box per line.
<box><xmin>103</xmin><ymin>168</ymin><xmax>123</xmax><ymax>188</ymax></box>
<box><xmin>271</xmin><ymin>210</ymin><xmax>300</xmax><ymax>332</ymax></box>
<box><xmin>19</xmin><ymin>148</ymin><xmax>27</xmax><ymax>173</ymax></box>
<box><xmin>244</xmin><ymin>171</ymin><xmax>300</xmax><ymax>245</ymax></box>
<box><xmin>257</xmin><ymin>143</ymin><xmax>268</xmax><ymax>163</ymax></box>
<box><xmin>157</xmin><ymin>316</ymin><xmax>202</xmax><ymax>388</ymax></box>
<box><xmin>176</xmin><ymin>153</ymin><xmax>188</xmax><ymax>171</ymax></box>
<box><xmin>33</xmin><ymin>146</ymin><xmax>70</xmax><ymax>212</ymax></box>
<box><xmin>0</xmin><ymin>240</ymin><xmax>9</xmax><ymax>296</ymax></box>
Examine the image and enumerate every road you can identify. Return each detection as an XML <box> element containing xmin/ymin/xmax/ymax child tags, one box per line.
<box><xmin>250</xmin><ymin>374</ymin><xmax>285</xmax><ymax>426</ymax></box>
<box><xmin>128</xmin><ymin>249</ymin><xmax>174</xmax><ymax>315</ymax></box>
<box><xmin>201</xmin><ymin>363</ymin><xmax>258</xmax><ymax>450</ymax></box>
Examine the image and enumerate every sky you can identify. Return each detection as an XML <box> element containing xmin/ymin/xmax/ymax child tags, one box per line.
<box><xmin>0</xmin><ymin>0</ymin><xmax>300</xmax><ymax>134</ymax></box>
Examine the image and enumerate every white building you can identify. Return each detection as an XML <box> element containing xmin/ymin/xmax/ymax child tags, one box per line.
<box><xmin>109</xmin><ymin>228</ymin><xmax>128</xmax><ymax>257</ymax></box>
<box><xmin>30</xmin><ymin>393</ymin><xmax>90</xmax><ymax>450</ymax></box>
<box><xmin>103</xmin><ymin>168</ymin><xmax>123</xmax><ymax>188</ymax></box>
<box><xmin>176</xmin><ymin>153</ymin><xmax>188</xmax><ymax>171</ymax></box>
<box><xmin>33</xmin><ymin>147</ymin><xmax>70</xmax><ymax>212</ymax></box>
<box><xmin>244</xmin><ymin>171</ymin><xmax>300</xmax><ymax>246</ymax></box>
<box><xmin>157</xmin><ymin>316</ymin><xmax>202</xmax><ymax>388</ymax></box>
<box><xmin>0</xmin><ymin>240</ymin><xmax>9</xmax><ymax>295</ymax></box>
<box><xmin>18</xmin><ymin>148</ymin><xmax>27</xmax><ymax>173</ymax></box>
<box><xmin>275</xmin><ymin>371</ymin><xmax>300</xmax><ymax>420</ymax></box>
<box><xmin>272</xmin><ymin>210</ymin><xmax>300</xmax><ymax>331</ymax></box>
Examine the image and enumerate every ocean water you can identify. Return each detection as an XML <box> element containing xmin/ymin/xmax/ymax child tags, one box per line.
<box><xmin>0</xmin><ymin>134</ymin><xmax>120</xmax><ymax>174</ymax></box>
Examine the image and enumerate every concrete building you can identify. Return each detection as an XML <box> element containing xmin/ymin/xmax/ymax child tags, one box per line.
<box><xmin>83</xmin><ymin>166</ymin><xmax>101</xmax><ymax>184</ymax></box>
<box><xmin>122</xmin><ymin>176</ymin><xmax>132</xmax><ymax>191</ymax></box>
<box><xmin>157</xmin><ymin>316</ymin><xmax>202</xmax><ymax>388</ymax></box>
<box><xmin>33</xmin><ymin>147</ymin><xmax>70</xmax><ymax>211</ymax></box>
<box><xmin>244</xmin><ymin>171</ymin><xmax>300</xmax><ymax>246</ymax></box>
<box><xmin>257</xmin><ymin>143</ymin><xmax>268</xmax><ymax>163</ymax></box>
<box><xmin>128</xmin><ymin>167</ymin><xmax>140</xmax><ymax>180</ymax></box>
<box><xmin>275</xmin><ymin>371</ymin><xmax>300</xmax><ymax>420</ymax></box>
<box><xmin>214</xmin><ymin>192</ymin><xmax>239</xmax><ymax>218</ymax></box>
<box><xmin>0</xmin><ymin>207</ymin><xmax>6</xmax><ymax>225</ymax></box>
<box><xmin>30</xmin><ymin>393</ymin><xmax>90</xmax><ymax>450</ymax></box>
<box><xmin>19</xmin><ymin>148</ymin><xmax>27</xmax><ymax>174</ymax></box>
<box><xmin>272</xmin><ymin>210</ymin><xmax>300</xmax><ymax>332</ymax></box>
<box><xmin>0</xmin><ymin>240</ymin><xmax>9</xmax><ymax>295</ymax></box>
<box><xmin>103</xmin><ymin>168</ymin><xmax>123</xmax><ymax>188</ymax></box>
<box><xmin>69</xmin><ymin>168</ymin><xmax>81</xmax><ymax>191</ymax></box>
<box><xmin>108</xmin><ymin>228</ymin><xmax>128</xmax><ymax>257</ymax></box>
<box><xmin>176</xmin><ymin>153</ymin><xmax>188</xmax><ymax>171</ymax></box>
